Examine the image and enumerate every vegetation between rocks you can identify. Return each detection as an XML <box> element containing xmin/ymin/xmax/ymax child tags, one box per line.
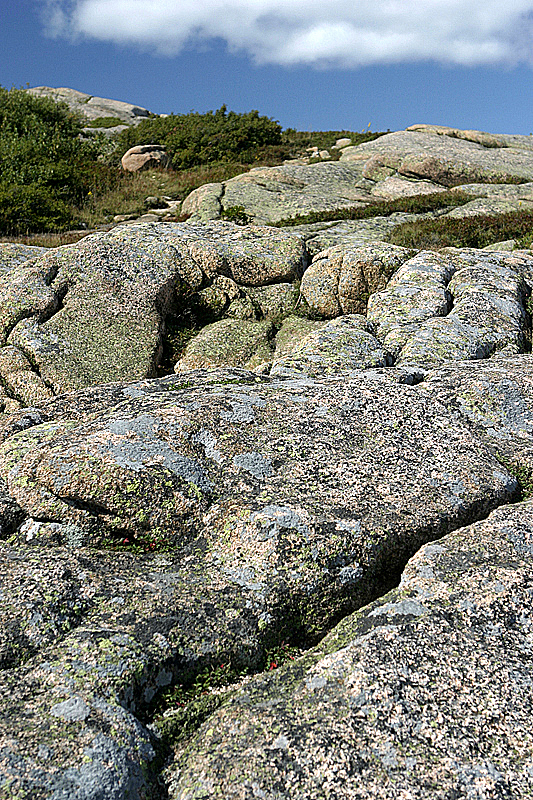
<box><xmin>273</xmin><ymin>189</ymin><xmax>474</xmax><ymax>227</ymax></box>
<box><xmin>388</xmin><ymin>207</ymin><xmax>533</xmax><ymax>249</ymax></box>
<box><xmin>0</xmin><ymin>85</ymin><xmax>387</xmax><ymax>236</ymax></box>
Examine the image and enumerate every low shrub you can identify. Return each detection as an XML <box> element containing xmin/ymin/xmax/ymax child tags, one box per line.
<box><xmin>388</xmin><ymin>208</ymin><xmax>533</xmax><ymax>249</ymax></box>
<box><xmin>115</xmin><ymin>105</ymin><xmax>283</xmax><ymax>169</ymax></box>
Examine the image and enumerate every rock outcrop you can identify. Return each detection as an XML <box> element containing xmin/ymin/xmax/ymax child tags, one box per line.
<box><xmin>2</xmin><ymin>122</ymin><xmax>533</xmax><ymax>799</ymax></box>
<box><xmin>27</xmin><ymin>86</ymin><xmax>151</xmax><ymax>128</ymax></box>
<box><xmin>181</xmin><ymin>124</ymin><xmax>533</xmax><ymax>226</ymax></box>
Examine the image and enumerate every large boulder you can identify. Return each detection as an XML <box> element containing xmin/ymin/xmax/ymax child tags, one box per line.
<box><xmin>121</xmin><ymin>144</ymin><xmax>168</xmax><ymax>172</ymax></box>
<box><xmin>182</xmin><ymin>162</ymin><xmax>372</xmax><ymax>224</ymax></box>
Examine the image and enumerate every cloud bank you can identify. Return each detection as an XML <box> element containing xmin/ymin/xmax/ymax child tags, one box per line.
<box><xmin>43</xmin><ymin>0</ymin><xmax>533</xmax><ymax>67</ymax></box>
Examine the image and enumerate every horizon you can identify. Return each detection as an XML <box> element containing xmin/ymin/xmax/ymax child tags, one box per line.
<box><xmin>2</xmin><ymin>0</ymin><xmax>533</xmax><ymax>135</ymax></box>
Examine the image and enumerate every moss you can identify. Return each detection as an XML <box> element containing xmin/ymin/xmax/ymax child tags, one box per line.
<box><xmin>495</xmin><ymin>453</ymin><xmax>533</xmax><ymax>500</ymax></box>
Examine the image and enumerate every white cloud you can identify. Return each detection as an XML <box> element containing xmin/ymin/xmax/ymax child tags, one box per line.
<box><xmin>41</xmin><ymin>0</ymin><xmax>533</xmax><ymax>67</ymax></box>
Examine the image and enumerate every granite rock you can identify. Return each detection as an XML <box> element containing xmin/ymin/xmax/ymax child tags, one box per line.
<box><xmin>170</xmin><ymin>500</ymin><xmax>533</xmax><ymax>799</ymax></box>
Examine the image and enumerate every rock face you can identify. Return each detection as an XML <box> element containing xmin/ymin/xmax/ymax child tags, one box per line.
<box><xmin>0</xmin><ymin>222</ymin><xmax>306</xmax><ymax>399</ymax></box>
<box><xmin>2</xmin><ymin>122</ymin><xmax>533</xmax><ymax>798</ymax></box>
<box><xmin>26</xmin><ymin>86</ymin><xmax>151</xmax><ymax>126</ymax></box>
<box><xmin>171</xmin><ymin>500</ymin><xmax>533</xmax><ymax>798</ymax></box>
<box><xmin>121</xmin><ymin>144</ymin><xmax>168</xmax><ymax>172</ymax></box>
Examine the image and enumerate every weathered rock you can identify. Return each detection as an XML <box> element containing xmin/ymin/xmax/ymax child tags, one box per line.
<box><xmin>0</xmin><ymin>346</ymin><xmax>53</xmax><ymax>405</ymax></box>
<box><xmin>340</xmin><ymin>129</ymin><xmax>533</xmax><ymax>186</ymax></box>
<box><xmin>367</xmin><ymin>248</ymin><xmax>531</xmax><ymax>364</ymax></box>
<box><xmin>0</xmin><ymin>243</ymin><xmax>47</xmax><ymax>272</ymax></box>
<box><xmin>419</xmin><ymin>354</ymin><xmax>533</xmax><ymax>475</ymax></box>
<box><xmin>294</xmin><ymin>212</ymin><xmax>440</xmax><ymax>257</ymax></box>
<box><xmin>406</xmin><ymin>123</ymin><xmax>533</xmax><ymax>151</ymax></box>
<box><xmin>183</xmin><ymin>162</ymin><xmax>372</xmax><ymax>225</ymax></box>
<box><xmin>0</xmin><ymin>364</ymin><xmax>520</xmax><ymax>797</ymax></box>
<box><xmin>272</xmin><ymin>315</ymin><xmax>326</xmax><ymax>359</ymax></box>
<box><xmin>0</xmin><ymin>222</ymin><xmax>306</xmax><ymax>396</ymax></box>
<box><xmin>27</xmin><ymin>86</ymin><xmax>151</xmax><ymax>125</ymax></box>
<box><xmin>444</xmin><ymin>197</ymin><xmax>533</xmax><ymax>219</ymax></box>
<box><xmin>175</xmin><ymin>318</ymin><xmax>275</xmax><ymax>371</ymax></box>
<box><xmin>269</xmin><ymin>315</ymin><xmax>392</xmax><ymax>377</ymax></box>
<box><xmin>170</xmin><ymin>500</ymin><xmax>533</xmax><ymax>798</ymax></box>
<box><xmin>181</xmin><ymin>182</ymin><xmax>224</xmax><ymax>220</ymax></box>
<box><xmin>121</xmin><ymin>144</ymin><xmax>168</xmax><ymax>172</ymax></box>
<box><xmin>301</xmin><ymin>242</ymin><xmax>412</xmax><ymax>318</ymax></box>
<box><xmin>370</xmin><ymin>175</ymin><xmax>446</xmax><ymax>199</ymax></box>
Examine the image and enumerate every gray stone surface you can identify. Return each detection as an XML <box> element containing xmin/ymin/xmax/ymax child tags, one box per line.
<box><xmin>170</xmin><ymin>500</ymin><xmax>533</xmax><ymax>799</ymax></box>
<box><xmin>367</xmin><ymin>248</ymin><xmax>531</xmax><ymax>364</ymax></box>
<box><xmin>175</xmin><ymin>318</ymin><xmax>275</xmax><ymax>371</ymax></box>
<box><xmin>270</xmin><ymin>314</ymin><xmax>392</xmax><ymax>377</ymax></box>
<box><xmin>4</xmin><ymin>116</ymin><xmax>533</xmax><ymax>798</ymax></box>
<box><xmin>0</xmin><ymin>365</ymin><xmax>520</xmax><ymax>797</ymax></box>
<box><xmin>419</xmin><ymin>354</ymin><xmax>533</xmax><ymax>475</ymax></box>
<box><xmin>183</xmin><ymin>162</ymin><xmax>372</xmax><ymax>225</ymax></box>
<box><xmin>0</xmin><ymin>243</ymin><xmax>47</xmax><ymax>273</ymax></box>
<box><xmin>26</xmin><ymin>86</ymin><xmax>151</xmax><ymax>126</ymax></box>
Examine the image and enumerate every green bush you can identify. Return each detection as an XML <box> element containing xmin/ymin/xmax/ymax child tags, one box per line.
<box><xmin>0</xmin><ymin>85</ymin><xmax>111</xmax><ymax>233</ymax></box>
<box><xmin>0</xmin><ymin>184</ymin><xmax>76</xmax><ymax>234</ymax></box>
<box><xmin>116</xmin><ymin>105</ymin><xmax>282</xmax><ymax>169</ymax></box>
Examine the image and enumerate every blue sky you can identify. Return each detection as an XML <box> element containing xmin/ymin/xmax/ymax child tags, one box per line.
<box><xmin>2</xmin><ymin>0</ymin><xmax>533</xmax><ymax>135</ymax></box>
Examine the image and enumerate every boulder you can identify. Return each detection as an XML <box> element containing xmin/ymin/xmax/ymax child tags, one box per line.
<box><xmin>4</xmin><ymin>117</ymin><xmax>533</xmax><ymax>798</ymax></box>
<box><xmin>175</xmin><ymin>318</ymin><xmax>276</xmax><ymax>371</ymax></box>
<box><xmin>367</xmin><ymin>248</ymin><xmax>530</xmax><ymax>363</ymax></box>
<box><xmin>183</xmin><ymin>162</ymin><xmax>372</xmax><ymax>225</ymax></box>
<box><xmin>0</xmin><ymin>368</ymin><xmax>518</xmax><ymax>798</ymax></box>
<box><xmin>121</xmin><ymin>144</ymin><xmax>168</xmax><ymax>172</ymax></box>
<box><xmin>180</xmin><ymin>124</ymin><xmax>533</xmax><ymax>226</ymax></box>
<box><xmin>269</xmin><ymin>314</ymin><xmax>392</xmax><ymax>377</ymax></box>
<box><xmin>301</xmin><ymin>241</ymin><xmax>412</xmax><ymax>317</ymax></box>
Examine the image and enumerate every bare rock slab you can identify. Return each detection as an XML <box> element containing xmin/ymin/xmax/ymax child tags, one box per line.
<box><xmin>0</xmin><ymin>366</ymin><xmax>519</xmax><ymax>798</ymax></box>
<box><xmin>170</xmin><ymin>499</ymin><xmax>533</xmax><ymax>799</ymax></box>
<box><xmin>341</xmin><ymin>129</ymin><xmax>533</xmax><ymax>186</ymax></box>
<box><xmin>419</xmin><ymin>354</ymin><xmax>533</xmax><ymax>476</ymax></box>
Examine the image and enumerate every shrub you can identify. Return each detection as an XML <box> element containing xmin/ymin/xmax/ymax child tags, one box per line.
<box><xmin>115</xmin><ymin>105</ymin><xmax>282</xmax><ymax>169</ymax></box>
<box><xmin>0</xmin><ymin>184</ymin><xmax>76</xmax><ymax>234</ymax></box>
<box><xmin>388</xmin><ymin>208</ymin><xmax>533</xmax><ymax>249</ymax></box>
<box><xmin>0</xmin><ymin>85</ymin><xmax>111</xmax><ymax>233</ymax></box>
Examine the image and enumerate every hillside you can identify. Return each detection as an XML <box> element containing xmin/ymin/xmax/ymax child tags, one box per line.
<box><xmin>0</xmin><ymin>87</ymin><xmax>532</xmax><ymax>799</ymax></box>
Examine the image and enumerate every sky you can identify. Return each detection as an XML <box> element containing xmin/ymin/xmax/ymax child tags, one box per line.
<box><xmin>2</xmin><ymin>0</ymin><xmax>533</xmax><ymax>135</ymax></box>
